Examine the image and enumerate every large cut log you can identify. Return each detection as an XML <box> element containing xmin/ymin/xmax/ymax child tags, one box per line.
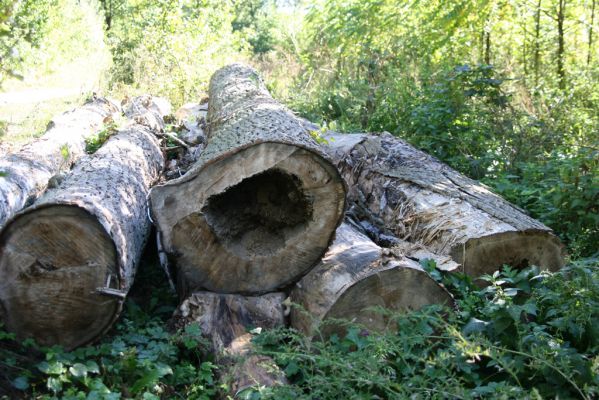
<box><xmin>150</xmin><ymin>64</ymin><xmax>346</xmax><ymax>295</ymax></box>
<box><xmin>0</xmin><ymin>96</ymin><xmax>167</xmax><ymax>349</ymax></box>
<box><xmin>290</xmin><ymin>222</ymin><xmax>454</xmax><ymax>339</ymax></box>
<box><xmin>172</xmin><ymin>292</ymin><xmax>287</xmax><ymax>396</ymax></box>
<box><xmin>325</xmin><ymin>133</ymin><xmax>565</xmax><ymax>279</ymax></box>
<box><xmin>0</xmin><ymin>97</ymin><xmax>120</xmax><ymax>227</ymax></box>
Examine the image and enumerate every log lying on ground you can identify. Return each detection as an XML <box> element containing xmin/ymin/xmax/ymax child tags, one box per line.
<box><xmin>172</xmin><ymin>292</ymin><xmax>287</xmax><ymax>396</ymax></box>
<box><xmin>0</xmin><ymin>96</ymin><xmax>167</xmax><ymax>349</ymax></box>
<box><xmin>325</xmin><ymin>133</ymin><xmax>565</xmax><ymax>279</ymax></box>
<box><xmin>290</xmin><ymin>222</ymin><xmax>454</xmax><ymax>339</ymax></box>
<box><xmin>0</xmin><ymin>97</ymin><xmax>120</xmax><ymax>227</ymax></box>
<box><xmin>151</xmin><ymin>64</ymin><xmax>346</xmax><ymax>295</ymax></box>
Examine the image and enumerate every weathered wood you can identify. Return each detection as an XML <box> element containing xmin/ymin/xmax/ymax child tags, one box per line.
<box><xmin>0</xmin><ymin>97</ymin><xmax>121</xmax><ymax>227</ymax></box>
<box><xmin>0</xmin><ymin>96</ymin><xmax>168</xmax><ymax>349</ymax></box>
<box><xmin>150</xmin><ymin>64</ymin><xmax>346</xmax><ymax>295</ymax></box>
<box><xmin>172</xmin><ymin>292</ymin><xmax>287</xmax><ymax>396</ymax></box>
<box><xmin>290</xmin><ymin>222</ymin><xmax>454</xmax><ymax>339</ymax></box>
<box><xmin>325</xmin><ymin>133</ymin><xmax>565</xmax><ymax>279</ymax></box>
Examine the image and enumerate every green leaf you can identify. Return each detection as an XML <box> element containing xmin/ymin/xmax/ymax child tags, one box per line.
<box><xmin>284</xmin><ymin>360</ymin><xmax>300</xmax><ymax>377</ymax></box>
<box><xmin>85</xmin><ymin>360</ymin><xmax>100</xmax><ymax>374</ymax></box>
<box><xmin>38</xmin><ymin>360</ymin><xmax>65</xmax><ymax>375</ymax></box>
<box><xmin>69</xmin><ymin>362</ymin><xmax>88</xmax><ymax>378</ymax></box>
<box><xmin>47</xmin><ymin>376</ymin><xmax>63</xmax><ymax>393</ymax></box>
<box><xmin>11</xmin><ymin>376</ymin><xmax>29</xmax><ymax>390</ymax></box>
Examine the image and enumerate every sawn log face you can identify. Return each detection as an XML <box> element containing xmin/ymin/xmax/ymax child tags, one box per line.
<box><xmin>151</xmin><ymin>64</ymin><xmax>346</xmax><ymax>295</ymax></box>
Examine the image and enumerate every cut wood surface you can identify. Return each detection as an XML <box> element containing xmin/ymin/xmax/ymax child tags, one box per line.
<box><xmin>0</xmin><ymin>96</ymin><xmax>167</xmax><ymax>349</ymax></box>
<box><xmin>150</xmin><ymin>64</ymin><xmax>346</xmax><ymax>295</ymax></box>
<box><xmin>173</xmin><ymin>291</ymin><xmax>287</xmax><ymax>396</ymax></box>
<box><xmin>325</xmin><ymin>133</ymin><xmax>565</xmax><ymax>279</ymax></box>
<box><xmin>290</xmin><ymin>222</ymin><xmax>454</xmax><ymax>339</ymax></box>
<box><xmin>0</xmin><ymin>97</ymin><xmax>120</xmax><ymax>227</ymax></box>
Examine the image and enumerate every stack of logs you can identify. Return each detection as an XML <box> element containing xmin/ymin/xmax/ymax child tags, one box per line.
<box><xmin>0</xmin><ymin>64</ymin><xmax>565</xmax><ymax>395</ymax></box>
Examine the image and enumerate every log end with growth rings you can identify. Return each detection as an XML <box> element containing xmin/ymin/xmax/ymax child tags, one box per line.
<box><xmin>0</xmin><ymin>206</ymin><xmax>120</xmax><ymax>349</ymax></box>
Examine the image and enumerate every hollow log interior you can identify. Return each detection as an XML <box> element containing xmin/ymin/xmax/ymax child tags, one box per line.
<box><xmin>203</xmin><ymin>169</ymin><xmax>313</xmax><ymax>258</ymax></box>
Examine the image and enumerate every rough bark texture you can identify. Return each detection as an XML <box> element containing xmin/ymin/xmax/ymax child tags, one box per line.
<box><xmin>290</xmin><ymin>222</ymin><xmax>454</xmax><ymax>339</ymax></box>
<box><xmin>172</xmin><ymin>292</ymin><xmax>287</xmax><ymax>396</ymax></box>
<box><xmin>0</xmin><ymin>96</ymin><xmax>167</xmax><ymax>349</ymax></box>
<box><xmin>325</xmin><ymin>133</ymin><xmax>565</xmax><ymax>279</ymax></box>
<box><xmin>150</xmin><ymin>64</ymin><xmax>346</xmax><ymax>295</ymax></box>
<box><xmin>0</xmin><ymin>97</ymin><xmax>121</xmax><ymax>227</ymax></box>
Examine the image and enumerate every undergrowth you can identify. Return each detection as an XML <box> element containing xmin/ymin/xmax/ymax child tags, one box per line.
<box><xmin>247</xmin><ymin>259</ymin><xmax>599</xmax><ymax>399</ymax></box>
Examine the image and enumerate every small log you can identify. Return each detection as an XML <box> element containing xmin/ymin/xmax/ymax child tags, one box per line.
<box><xmin>150</xmin><ymin>64</ymin><xmax>346</xmax><ymax>295</ymax></box>
<box><xmin>290</xmin><ymin>222</ymin><xmax>454</xmax><ymax>339</ymax></box>
<box><xmin>0</xmin><ymin>96</ymin><xmax>168</xmax><ymax>349</ymax></box>
<box><xmin>325</xmin><ymin>133</ymin><xmax>565</xmax><ymax>279</ymax></box>
<box><xmin>172</xmin><ymin>292</ymin><xmax>287</xmax><ymax>396</ymax></box>
<box><xmin>0</xmin><ymin>97</ymin><xmax>120</xmax><ymax>227</ymax></box>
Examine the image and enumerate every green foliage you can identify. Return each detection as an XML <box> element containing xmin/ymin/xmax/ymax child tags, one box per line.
<box><xmin>0</xmin><ymin>0</ymin><xmax>52</xmax><ymax>84</ymax></box>
<box><xmin>247</xmin><ymin>260</ymin><xmax>599</xmax><ymax>399</ymax></box>
<box><xmin>105</xmin><ymin>0</ymin><xmax>252</xmax><ymax>106</ymax></box>
<box><xmin>85</xmin><ymin>120</ymin><xmax>119</xmax><ymax>154</ymax></box>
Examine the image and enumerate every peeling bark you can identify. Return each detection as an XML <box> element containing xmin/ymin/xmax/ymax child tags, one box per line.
<box><xmin>0</xmin><ymin>96</ymin><xmax>168</xmax><ymax>349</ymax></box>
<box><xmin>290</xmin><ymin>222</ymin><xmax>454</xmax><ymax>339</ymax></box>
<box><xmin>0</xmin><ymin>97</ymin><xmax>121</xmax><ymax>227</ymax></box>
<box><xmin>325</xmin><ymin>133</ymin><xmax>564</xmax><ymax>279</ymax></box>
<box><xmin>150</xmin><ymin>64</ymin><xmax>346</xmax><ymax>295</ymax></box>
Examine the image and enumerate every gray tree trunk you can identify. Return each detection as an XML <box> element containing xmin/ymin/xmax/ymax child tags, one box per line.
<box><xmin>150</xmin><ymin>64</ymin><xmax>346</xmax><ymax>295</ymax></box>
<box><xmin>324</xmin><ymin>133</ymin><xmax>564</xmax><ymax>280</ymax></box>
<box><xmin>0</xmin><ymin>96</ymin><xmax>168</xmax><ymax>349</ymax></box>
<box><xmin>0</xmin><ymin>97</ymin><xmax>121</xmax><ymax>227</ymax></box>
<box><xmin>290</xmin><ymin>222</ymin><xmax>454</xmax><ymax>339</ymax></box>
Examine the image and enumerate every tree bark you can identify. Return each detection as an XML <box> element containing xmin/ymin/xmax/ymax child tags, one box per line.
<box><xmin>0</xmin><ymin>97</ymin><xmax>120</xmax><ymax>228</ymax></box>
<box><xmin>290</xmin><ymin>222</ymin><xmax>455</xmax><ymax>339</ymax></box>
<box><xmin>0</xmin><ymin>96</ymin><xmax>167</xmax><ymax>349</ymax></box>
<box><xmin>324</xmin><ymin>133</ymin><xmax>564</xmax><ymax>280</ymax></box>
<box><xmin>589</xmin><ymin>0</ymin><xmax>596</xmax><ymax>66</ymax></box>
<box><xmin>150</xmin><ymin>63</ymin><xmax>346</xmax><ymax>295</ymax></box>
<box><xmin>534</xmin><ymin>0</ymin><xmax>542</xmax><ymax>86</ymax></box>
<box><xmin>557</xmin><ymin>0</ymin><xmax>567</xmax><ymax>90</ymax></box>
<box><xmin>172</xmin><ymin>291</ymin><xmax>288</xmax><ymax>396</ymax></box>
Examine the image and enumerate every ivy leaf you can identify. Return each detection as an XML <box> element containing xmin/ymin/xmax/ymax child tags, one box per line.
<box><xmin>69</xmin><ymin>362</ymin><xmax>88</xmax><ymax>378</ymax></box>
<box><xmin>47</xmin><ymin>376</ymin><xmax>63</xmax><ymax>393</ymax></box>
<box><xmin>11</xmin><ymin>376</ymin><xmax>29</xmax><ymax>390</ymax></box>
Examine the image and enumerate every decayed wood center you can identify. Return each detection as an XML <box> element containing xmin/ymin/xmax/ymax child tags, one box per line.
<box><xmin>151</xmin><ymin>64</ymin><xmax>346</xmax><ymax>295</ymax></box>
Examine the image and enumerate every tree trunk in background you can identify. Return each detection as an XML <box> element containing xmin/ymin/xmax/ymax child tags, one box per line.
<box><xmin>0</xmin><ymin>96</ymin><xmax>167</xmax><ymax>350</ymax></box>
<box><xmin>324</xmin><ymin>133</ymin><xmax>565</xmax><ymax>280</ymax></box>
<box><xmin>172</xmin><ymin>291</ymin><xmax>288</xmax><ymax>396</ymax></box>
<box><xmin>0</xmin><ymin>97</ymin><xmax>120</xmax><ymax>228</ymax></box>
<box><xmin>557</xmin><ymin>0</ymin><xmax>566</xmax><ymax>90</ymax></box>
<box><xmin>589</xmin><ymin>0</ymin><xmax>596</xmax><ymax>65</ymax></box>
<box><xmin>150</xmin><ymin>63</ymin><xmax>346</xmax><ymax>295</ymax></box>
<box><xmin>534</xmin><ymin>0</ymin><xmax>542</xmax><ymax>86</ymax></box>
<box><xmin>290</xmin><ymin>223</ymin><xmax>454</xmax><ymax>339</ymax></box>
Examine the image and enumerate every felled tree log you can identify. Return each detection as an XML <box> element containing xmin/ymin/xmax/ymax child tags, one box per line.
<box><xmin>325</xmin><ymin>133</ymin><xmax>565</xmax><ymax>279</ymax></box>
<box><xmin>0</xmin><ymin>97</ymin><xmax>167</xmax><ymax>349</ymax></box>
<box><xmin>172</xmin><ymin>292</ymin><xmax>288</xmax><ymax>396</ymax></box>
<box><xmin>0</xmin><ymin>97</ymin><xmax>120</xmax><ymax>227</ymax></box>
<box><xmin>150</xmin><ymin>64</ymin><xmax>346</xmax><ymax>295</ymax></box>
<box><xmin>290</xmin><ymin>222</ymin><xmax>454</xmax><ymax>339</ymax></box>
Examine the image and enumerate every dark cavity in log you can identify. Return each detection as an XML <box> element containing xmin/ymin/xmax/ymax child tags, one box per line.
<box><xmin>203</xmin><ymin>169</ymin><xmax>313</xmax><ymax>258</ymax></box>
